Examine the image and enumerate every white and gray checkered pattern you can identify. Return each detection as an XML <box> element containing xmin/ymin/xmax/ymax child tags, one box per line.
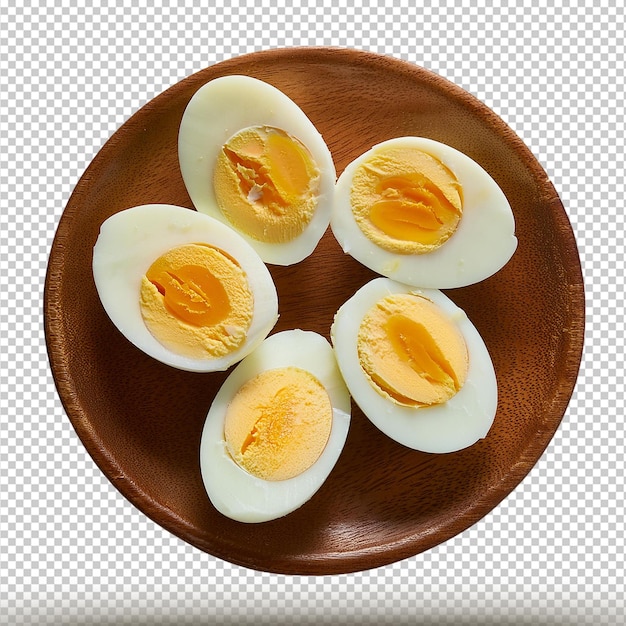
<box><xmin>2</xmin><ymin>0</ymin><xmax>623</xmax><ymax>624</ymax></box>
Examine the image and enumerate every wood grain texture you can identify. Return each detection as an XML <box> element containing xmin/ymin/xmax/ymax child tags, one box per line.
<box><xmin>44</xmin><ymin>48</ymin><xmax>585</xmax><ymax>575</ymax></box>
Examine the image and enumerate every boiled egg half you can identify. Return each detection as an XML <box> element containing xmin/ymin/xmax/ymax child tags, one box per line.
<box><xmin>200</xmin><ymin>329</ymin><xmax>351</xmax><ymax>523</ymax></box>
<box><xmin>92</xmin><ymin>204</ymin><xmax>278</xmax><ymax>372</ymax></box>
<box><xmin>331</xmin><ymin>277</ymin><xmax>498</xmax><ymax>453</ymax></box>
<box><xmin>179</xmin><ymin>75</ymin><xmax>336</xmax><ymax>266</ymax></box>
<box><xmin>331</xmin><ymin>137</ymin><xmax>517</xmax><ymax>288</ymax></box>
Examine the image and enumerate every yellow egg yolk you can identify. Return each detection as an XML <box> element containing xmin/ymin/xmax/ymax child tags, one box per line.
<box><xmin>213</xmin><ymin>125</ymin><xmax>321</xmax><ymax>244</ymax></box>
<box><xmin>140</xmin><ymin>243</ymin><xmax>253</xmax><ymax>359</ymax></box>
<box><xmin>350</xmin><ymin>146</ymin><xmax>463</xmax><ymax>254</ymax></box>
<box><xmin>357</xmin><ymin>293</ymin><xmax>469</xmax><ymax>407</ymax></box>
<box><xmin>224</xmin><ymin>366</ymin><xmax>333</xmax><ymax>481</ymax></box>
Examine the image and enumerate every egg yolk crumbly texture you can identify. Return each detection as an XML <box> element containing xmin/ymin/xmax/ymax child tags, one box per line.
<box><xmin>140</xmin><ymin>243</ymin><xmax>253</xmax><ymax>359</ymax></box>
<box><xmin>357</xmin><ymin>293</ymin><xmax>469</xmax><ymax>407</ymax></box>
<box><xmin>350</xmin><ymin>146</ymin><xmax>463</xmax><ymax>255</ymax></box>
<box><xmin>213</xmin><ymin>125</ymin><xmax>321</xmax><ymax>244</ymax></box>
<box><xmin>224</xmin><ymin>367</ymin><xmax>333</xmax><ymax>481</ymax></box>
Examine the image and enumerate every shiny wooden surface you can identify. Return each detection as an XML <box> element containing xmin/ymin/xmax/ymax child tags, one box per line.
<box><xmin>44</xmin><ymin>48</ymin><xmax>584</xmax><ymax>575</ymax></box>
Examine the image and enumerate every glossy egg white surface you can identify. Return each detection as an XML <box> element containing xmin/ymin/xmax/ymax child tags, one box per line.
<box><xmin>331</xmin><ymin>137</ymin><xmax>517</xmax><ymax>289</ymax></box>
<box><xmin>331</xmin><ymin>277</ymin><xmax>498</xmax><ymax>453</ymax></box>
<box><xmin>199</xmin><ymin>329</ymin><xmax>351</xmax><ymax>523</ymax></box>
<box><xmin>178</xmin><ymin>75</ymin><xmax>336</xmax><ymax>266</ymax></box>
<box><xmin>92</xmin><ymin>204</ymin><xmax>278</xmax><ymax>372</ymax></box>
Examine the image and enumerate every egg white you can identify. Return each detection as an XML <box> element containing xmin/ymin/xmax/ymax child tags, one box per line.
<box><xmin>92</xmin><ymin>204</ymin><xmax>279</xmax><ymax>372</ymax></box>
<box><xmin>199</xmin><ymin>329</ymin><xmax>351</xmax><ymax>523</ymax></box>
<box><xmin>331</xmin><ymin>137</ymin><xmax>517</xmax><ymax>289</ymax></box>
<box><xmin>178</xmin><ymin>75</ymin><xmax>336</xmax><ymax>266</ymax></box>
<box><xmin>331</xmin><ymin>277</ymin><xmax>498</xmax><ymax>453</ymax></box>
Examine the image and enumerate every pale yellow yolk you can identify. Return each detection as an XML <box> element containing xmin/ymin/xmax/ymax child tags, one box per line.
<box><xmin>224</xmin><ymin>367</ymin><xmax>333</xmax><ymax>481</ymax></box>
<box><xmin>140</xmin><ymin>243</ymin><xmax>253</xmax><ymax>359</ymax></box>
<box><xmin>357</xmin><ymin>293</ymin><xmax>469</xmax><ymax>407</ymax></box>
<box><xmin>213</xmin><ymin>125</ymin><xmax>321</xmax><ymax>243</ymax></box>
<box><xmin>350</xmin><ymin>147</ymin><xmax>463</xmax><ymax>254</ymax></box>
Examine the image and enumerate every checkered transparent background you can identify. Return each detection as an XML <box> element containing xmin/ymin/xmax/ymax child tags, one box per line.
<box><xmin>1</xmin><ymin>0</ymin><xmax>623</xmax><ymax>624</ymax></box>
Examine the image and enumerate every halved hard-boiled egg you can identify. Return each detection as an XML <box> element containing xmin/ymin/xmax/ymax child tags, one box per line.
<box><xmin>331</xmin><ymin>137</ymin><xmax>517</xmax><ymax>288</ymax></box>
<box><xmin>331</xmin><ymin>277</ymin><xmax>498</xmax><ymax>453</ymax></box>
<box><xmin>200</xmin><ymin>329</ymin><xmax>351</xmax><ymax>523</ymax></box>
<box><xmin>92</xmin><ymin>204</ymin><xmax>278</xmax><ymax>372</ymax></box>
<box><xmin>178</xmin><ymin>75</ymin><xmax>336</xmax><ymax>266</ymax></box>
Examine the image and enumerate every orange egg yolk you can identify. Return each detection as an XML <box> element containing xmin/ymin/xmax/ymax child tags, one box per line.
<box><xmin>357</xmin><ymin>293</ymin><xmax>469</xmax><ymax>407</ymax></box>
<box><xmin>350</xmin><ymin>146</ymin><xmax>463</xmax><ymax>254</ymax></box>
<box><xmin>139</xmin><ymin>243</ymin><xmax>253</xmax><ymax>359</ymax></box>
<box><xmin>224</xmin><ymin>367</ymin><xmax>333</xmax><ymax>481</ymax></box>
<box><xmin>213</xmin><ymin>125</ymin><xmax>321</xmax><ymax>243</ymax></box>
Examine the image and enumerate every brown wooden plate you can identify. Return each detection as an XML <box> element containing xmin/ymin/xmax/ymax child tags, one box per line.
<box><xmin>44</xmin><ymin>48</ymin><xmax>584</xmax><ymax>575</ymax></box>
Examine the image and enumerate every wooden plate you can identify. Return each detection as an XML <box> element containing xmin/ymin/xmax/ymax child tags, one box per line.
<box><xmin>44</xmin><ymin>48</ymin><xmax>584</xmax><ymax>575</ymax></box>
